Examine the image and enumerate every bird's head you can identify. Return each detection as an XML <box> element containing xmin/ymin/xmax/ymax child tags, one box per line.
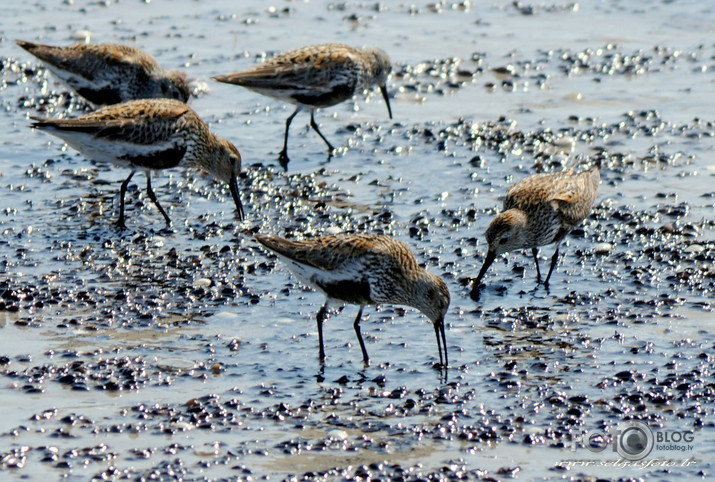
<box><xmin>413</xmin><ymin>271</ymin><xmax>450</xmax><ymax>326</ymax></box>
<box><xmin>160</xmin><ymin>70</ymin><xmax>191</xmax><ymax>103</ymax></box>
<box><xmin>363</xmin><ymin>48</ymin><xmax>393</xmax><ymax>119</ymax></box>
<box><xmin>365</xmin><ymin>48</ymin><xmax>392</xmax><ymax>86</ymax></box>
<box><xmin>485</xmin><ymin>209</ymin><xmax>529</xmax><ymax>255</ymax></box>
<box><xmin>206</xmin><ymin>137</ymin><xmax>244</xmax><ymax>220</ymax></box>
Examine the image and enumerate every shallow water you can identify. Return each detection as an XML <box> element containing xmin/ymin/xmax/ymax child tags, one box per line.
<box><xmin>1</xmin><ymin>0</ymin><xmax>714</xmax><ymax>480</ymax></box>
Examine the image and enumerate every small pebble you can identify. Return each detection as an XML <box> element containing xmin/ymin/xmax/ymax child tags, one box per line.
<box><xmin>72</xmin><ymin>30</ymin><xmax>92</xmax><ymax>43</ymax></box>
<box><xmin>684</xmin><ymin>244</ymin><xmax>704</xmax><ymax>254</ymax></box>
<box><xmin>492</xmin><ymin>65</ymin><xmax>516</xmax><ymax>75</ymax></box>
<box><xmin>327</xmin><ymin>429</ymin><xmax>349</xmax><ymax>441</ymax></box>
<box><xmin>170</xmin><ymin>421</ymin><xmax>195</xmax><ymax>432</ymax></box>
<box><xmin>594</xmin><ymin>242</ymin><xmax>613</xmax><ymax>254</ymax></box>
<box><xmin>659</xmin><ymin>223</ymin><xmax>676</xmax><ymax>234</ymax></box>
<box><xmin>192</xmin><ymin>278</ymin><xmax>212</xmax><ymax>287</ymax></box>
<box><xmin>551</xmin><ymin>135</ymin><xmax>575</xmax><ymax>153</ymax></box>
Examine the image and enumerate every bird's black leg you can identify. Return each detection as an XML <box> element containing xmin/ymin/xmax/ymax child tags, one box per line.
<box><xmin>116</xmin><ymin>170</ymin><xmax>136</xmax><ymax>229</ymax></box>
<box><xmin>145</xmin><ymin>172</ymin><xmax>171</xmax><ymax>227</ymax></box>
<box><xmin>279</xmin><ymin>107</ymin><xmax>301</xmax><ymax>170</ymax></box>
<box><xmin>544</xmin><ymin>245</ymin><xmax>562</xmax><ymax>288</ymax></box>
<box><xmin>353</xmin><ymin>306</ymin><xmax>369</xmax><ymax>366</ymax></box>
<box><xmin>309</xmin><ymin>111</ymin><xmax>335</xmax><ymax>157</ymax></box>
<box><xmin>532</xmin><ymin>247</ymin><xmax>542</xmax><ymax>283</ymax></box>
<box><xmin>316</xmin><ymin>301</ymin><xmax>328</xmax><ymax>364</ymax></box>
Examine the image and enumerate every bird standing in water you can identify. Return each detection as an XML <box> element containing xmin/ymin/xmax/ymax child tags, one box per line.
<box><xmin>471</xmin><ymin>166</ymin><xmax>600</xmax><ymax>298</ymax></box>
<box><xmin>255</xmin><ymin>233</ymin><xmax>450</xmax><ymax>367</ymax></box>
<box><xmin>30</xmin><ymin>99</ymin><xmax>244</xmax><ymax>228</ymax></box>
<box><xmin>213</xmin><ymin>43</ymin><xmax>392</xmax><ymax>168</ymax></box>
<box><xmin>17</xmin><ymin>40</ymin><xmax>190</xmax><ymax>105</ymax></box>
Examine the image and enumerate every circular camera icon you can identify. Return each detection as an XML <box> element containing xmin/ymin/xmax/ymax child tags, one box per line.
<box><xmin>616</xmin><ymin>421</ymin><xmax>654</xmax><ymax>460</ymax></box>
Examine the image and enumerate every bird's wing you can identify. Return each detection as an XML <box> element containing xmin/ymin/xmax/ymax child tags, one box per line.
<box><xmin>214</xmin><ymin>46</ymin><xmax>359</xmax><ymax>95</ymax></box>
<box><xmin>30</xmin><ymin>101</ymin><xmax>190</xmax><ymax>145</ymax></box>
<box><xmin>16</xmin><ymin>40</ymin><xmax>74</xmax><ymax>69</ymax></box>
<box><xmin>548</xmin><ymin>170</ymin><xmax>600</xmax><ymax>226</ymax></box>
<box><xmin>255</xmin><ymin>234</ymin><xmax>380</xmax><ymax>272</ymax></box>
<box><xmin>90</xmin><ymin>44</ymin><xmax>158</xmax><ymax>71</ymax></box>
<box><xmin>17</xmin><ymin>41</ymin><xmax>159</xmax><ymax>101</ymax></box>
<box><xmin>503</xmin><ymin>173</ymin><xmax>554</xmax><ymax>211</ymax></box>
<box><xmin>550</xmin><ymin>191</ymin><xmax>579</xmax><ymax>203</ymax></box>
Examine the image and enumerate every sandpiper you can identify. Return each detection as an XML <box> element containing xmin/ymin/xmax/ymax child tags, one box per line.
<box><xmin>255</xmin><ymin>233</ymin><xmax>450</xmax><ymax>367</ymax></box>
<box><xmin>30</xmin><ymin>98</ymin><xmax>244</xmax><ymax>228</ymax></box>
<box><xmin>212</xmin><ymin>43</ymin><xmax>392</xmax><ymax>168</ymax></box>
<box><xmin>471</xmin><ymin>166</ymin><xmax>600</xmax><ymax>297</ymax></box>
<box><xmin>17</xmin><ymin>40</ymin><xmax>190</xmax><ymax>106</ymax></box>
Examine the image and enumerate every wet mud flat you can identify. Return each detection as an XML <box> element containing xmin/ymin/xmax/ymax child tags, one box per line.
<box><xmin>1</xmin><ymin>1</ymin><xmax>715</xmax><ymax>480</ymax></box>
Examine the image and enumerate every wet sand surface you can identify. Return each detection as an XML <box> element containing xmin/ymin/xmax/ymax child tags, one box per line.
<box><xmin>1</xmin><ymin>1</ymin><xmax>714</xmax><ymax>480</ymax></box>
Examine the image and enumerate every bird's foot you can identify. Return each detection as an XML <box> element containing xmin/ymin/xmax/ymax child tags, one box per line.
<box><xmin>433</xmin><ymin>362</ymin><xmax>449</xmax><ymax>383</ymax></box>
<box><xmin>157</xmin><ymin>225</ymin><xmax>175</xmax><ymax>235</ymax></box>
<box><xmin>469</xmin><ymin>279</ymin><xmax>483</xmax><ymax>301</ymax></box>
<box><xmin>278</xmin><ymin>150</ymin><xmax>290</xmax><ymax>171</ymax></box>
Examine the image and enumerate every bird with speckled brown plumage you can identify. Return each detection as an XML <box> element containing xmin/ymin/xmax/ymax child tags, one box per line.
<box><xmin>255</xmin><ymin>233</ymin><xmax>450</xmax><ymax>368</ymax></box>
<box><xmin>17</xmin><ymin>40</ymin><xmax>190</xmax><ymax>106</ymax></box>
<box><xmin>471</xmin><ymin>166</ymin><xmax>600</xmax><ymax>297</ymax></box>
<box><xmin>30</xmin><ymin>99</ymin><xmax>244</xmax><ymax>228</ymax></box>
<box><xmin>212</xmin><ymin>43</ymin><xmax>392</xmax><ymax>168</ymax></box>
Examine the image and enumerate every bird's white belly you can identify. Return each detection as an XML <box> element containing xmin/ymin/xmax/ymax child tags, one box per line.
<box><xmin>276</xmin><ymin>254</ymin><xmax>364</xmax><ymax>299</ymax></box>
<box><xmin>53</xmin><ymin>131</ymin><xmax>176</xmax><ymax>170</ymax></box>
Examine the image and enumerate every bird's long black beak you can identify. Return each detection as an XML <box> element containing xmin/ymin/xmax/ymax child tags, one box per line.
<box><xmin>229</xmin><ymin>176</ymin><xmax>244</xmax><ymax>221</ymax></box>
<box><xmin>472</xmin><ymin>250</ymin><xmax>496</xmax><ymax>294</ymax></box>
<box><xmin>380</xmin><ymin>84</ymin><xmax>392</xmax><ymax>119</ymax></box>
<box><xmin>433</xmin><ymin>315</ymin><xmax>448</xmax><ymax>368</ymax></box>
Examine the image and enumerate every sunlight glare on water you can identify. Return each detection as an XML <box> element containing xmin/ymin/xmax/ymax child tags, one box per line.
<box><xmin>0</xmin><ymin>1</ymin><xmax>713</xmax><ymax>480</ymax></box>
